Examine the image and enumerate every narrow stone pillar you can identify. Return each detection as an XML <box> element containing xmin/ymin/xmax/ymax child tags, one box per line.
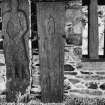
<box><xmin>88</xmin><ymin>0</ymin><xmax>99</xmax><ymax>59</ymax></box>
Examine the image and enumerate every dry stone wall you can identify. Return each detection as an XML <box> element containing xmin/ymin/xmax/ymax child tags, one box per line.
<box><xmin>64</xmin><ymin>1</ymin><xmax>105</xmax><ymax>105</ymax></box>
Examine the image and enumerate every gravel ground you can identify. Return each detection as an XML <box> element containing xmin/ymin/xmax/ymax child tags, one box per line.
<box><xmin>0</xmin><ymin>94</ymin><xmax>105</xmax><ymax>105</ymax></box>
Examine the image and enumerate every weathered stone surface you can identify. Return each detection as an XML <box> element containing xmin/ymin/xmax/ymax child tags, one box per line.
<box><xmin>64</xmin><ymin>79</ymin><xmax>71</xmax><ymax>86</ymax></box>
<box><xmin>31</xmin><ymin>85</ymin><xmax>41</xmax><ymax>93</ymax></box>
<box><xmin>65</xmin><ymin>46</ymin><xmax>81</xmax><ymax>62</ymax></box>
<box><xmin>100</xmin><ymin>83</ymin><xmax>105</xmax><ymax>90</ymax></box>
<box><xmin>32</xmin><ymin>76</ymin><xmax>40</xmax><ymax>86</ymax></box>
<box><xmin>80</xmin><ymin>71</ymin><xmax>93</xmax><ymax>75</ymax></box>
<box><xmin>0</xmin><ymin>66</ymin><xmax>6</xmax><ymax>76</ymax></box>
<box><xmin>0</xmin><ymin>95</ymin><xmax>6</xmax><ymax>103</ymax></box>
<box><xmin>65</xmin><ymin>6</ymin><xmax>82</xmax><ymax>38</ymax></box>
<box><xmin>81</xmin><ymin>62</ymin><xmax>105</xmax><ymax>71</ymax></box>
<box><xmin>32</xmin><ymin>55</ymin><xmax>39</xmax><ymax>67</ymax></box>
<box><xmin>0</xmin><ymin>41</ymin><xmax>3</xmax><ymax>46</ymax></box>
<box><xmin>65</xmin><ymin>1</ymin><xmax>81</xmax><ymax>9</ymax></box>
<box><xmin>96</xmin><ymin>72</ymin><xmax>105</xmax><ymax>75</ymax></box>
<box><xmin>36</xmin><ymin>64</ymin><xmax>40</xmax><ymax>66</ymax></box>
<box><xmin>32</xmin><ymin>66</ymin><xmax>40</xmax><ymax>76</ymax></box>
<box><xmin>0</xmin><ymin>54</ymin><xmax>5</xmax><ymax>64</ymax></box>
<box><xmin>64</xmin><ymin>48</ymin><xmax>69</xmax><ymax>52</ymax></box>
<box><xmin>32</xmin><ymin>39</ymin><xmax>39</xmax><ymax>49</ymax></box>
<box><xmin>76</xmin><ymin>75</ymin><xmax>105</xmax><ymax>80</ymax></box>
<box><xmin>32</xmin><ymin>49</ymin><xmax>39</xmax><ymax>55</ymax></box>
<box><xmin>64</xmin><ymin>71</ymin><xmax>77</xmax><ymax>75</ymax></box>
<box><xmin>64</xmin><ymin>84</ymin><xmax>71</xmax><ymax>90</ymax></box>
<box><xmin>86</xmin><ymin>82</ymin><xmax>98</xmax><ymax>89</ymax></box>
<box><xmin>70</xmin><ymin>89</ymin><xmax>103</xmax><ymax>96</ymax></box>
<box><xmin>66</xmin><ymin>34</ymin><xmax>82</xmax><ymax>45</ymax></box>
<box><xmin>69</xmin><ymin>78</ymin><xmax>80</xmax><ymax>84</ymax></box>
<box><xmin>64</xmin><ymin>79</ymin><xmax>72</xmax><ymax>91</ymax></box>
<box><xmin>64</xmin><ymin>76</ymin><xmax>67</xmax><ymax>80</ymax></box>
<box><xmin>64</xmin><ymin>64</ymin><xmax>75</xmax><ymax>71</ymax></box>
<box><xmin>75</xmin><ymin>83</ymin><xmax>86</xmax><ymax>89</ymax></box>
<box><xmin>73</xmin><ymin>47</ymin><xmax>82</xmax><ymax>58</ymax></box>
<box><xmin>0</xmin><ymin>77</ymin><xmax>6</xmax><ymax>94</ymax></box>
<box><xmin>76</xmin><ymin>63</ymin><xmax>83</xmax><ymax>69</ymax></box>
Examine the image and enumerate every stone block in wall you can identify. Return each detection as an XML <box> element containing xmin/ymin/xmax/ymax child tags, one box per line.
<box><xmin>0</xmin><ymin>66</ymin><xmax>6</xmax><ymax>77</ymax></box>
<box><xmin>66</xmin><ymin>8</ymin><xmax>82</xmax><ymax>33</ymax></box>
<box><xmin>31</xmin><ymin>85</ymin><xmax>41</xmax><ymax>93</ymax></box>
<box><xmin>69</xmin><ymin>89</ymin><xmax>103</xmax><ymax>96</ymax></box>
<box><xmin>32</xmin><ymin>49</ymin><xmax>39</xmax><ymax>55</ymax></box>
<box><xmin>64</xmin><ymin>50</ymin><xmax>71</xmax><ymax>63</ymax></box>
<box><xmin>74</xmin><ymin>83</ymin><xmax>86</xmax><ymax>89</ymax></box>
<box><xmin>0</xmin><ymin>53</ymin><xmax>5</xmax><ymax>65</ymax></box>
<box><xmin>66</xmin><ymin>1</ymin><xmax>82</xmax><ymax>9</ymax></box>
<box><xmin>69</xmin><ymin>78</ymin><xmax>80</xmax><ymax>84</ymax></box>
<box><xmin>65</xmin><ymin>6</ymin><xmax>82</xmax><ymax>45</ymax></box>
<box><xmin>66</xmin><ymin>34</ymin><xmax>82</xmax><ymax>45</ymax></box>
<box><xmin>0</xmin><ymin>95</ymin><xmax>6</xmax><ymax>102</ymax></box>
<box><xmin>73</xmin><ymin>47</ymin><xmax>82</xmax><ymax>59</ymax></box>
<box><xmin>76</xmin><ymin>62</ymin><xmax>83</xmax><ymax>69</ymax></box>
<box><xmin>32</xmin><ymin>55</ymin><xmax>39</xmax><ymax>67</ymax></box>
<box><xmin>64</xmin><ymin>79</ymin><xmax>71</xmax><ymax>87</ymax></box>
<box><xmin>81</xmin><ymin>62</ymin><xmax>105</xmax><ymax>71</ymax></box>
<box><xmin>80</xmin><ymin>71</ymin><xmax>93</xmax><ymax>75</ymax></box>
<box><xmin>76</xmin><ymin>75</ymin><xmax>105</xmax><ymax>81</ymax></box>
<box><xmin>0</xmin><ymin>76</ymin><xmax>6</xmax><ymax>94</ymax></box>
<box><xmin>64</xmin><ymin>64</ymin><xmax>75</xmax><ymax>71</ymax></box>
<box><xmin>85</xmin><ymin>82</ymin><xmax>98</xmax><ymax>89</ymax></box>
<box><xmin>32</xmin><ymin>75</ymin><xmax>40</xmax><ymax>86</ymax></box>
<box><xmin>64</xmin><ymin>71</ymin><xmax>78</xmax><ymax>76</ymax></box>
<box><xmin>64</xmin><ymin>46</ymin><xmax>81</xmax><ymax>63</ymax></box>
<box><xmin>32</xmin><ymin>66</ymin><xmax>40</xmax><ymax>76</ymax></box>
<box><xmin>0</xmin><ymin>41</ymin><xmax>3</xmax><ymax>50</ymax></box>
<box><xmin>96</xmin><ymin>72</ymin><xmax>105</xmax><ymax>75</ymax></box>
<box><xmin>0</xmin><ymin>66</ymin><xmax>6</xmax><ymax>94</ymax></box>
<box><xmin>100</xmin><ymin>83</ymin><xmax>105</xmax><ymax>90</ymax></box>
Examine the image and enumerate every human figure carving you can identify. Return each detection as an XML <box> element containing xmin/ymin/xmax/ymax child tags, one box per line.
<box><xmin>2</xmin><ymin>0</ymin><xmax>30</xmax><ymax>102</ymax></box>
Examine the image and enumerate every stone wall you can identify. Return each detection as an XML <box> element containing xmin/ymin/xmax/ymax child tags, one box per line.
<box><xmin>64</xmin><ymin>1</ymin><xmax>105</xmax><ymax>105</ymax></box>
